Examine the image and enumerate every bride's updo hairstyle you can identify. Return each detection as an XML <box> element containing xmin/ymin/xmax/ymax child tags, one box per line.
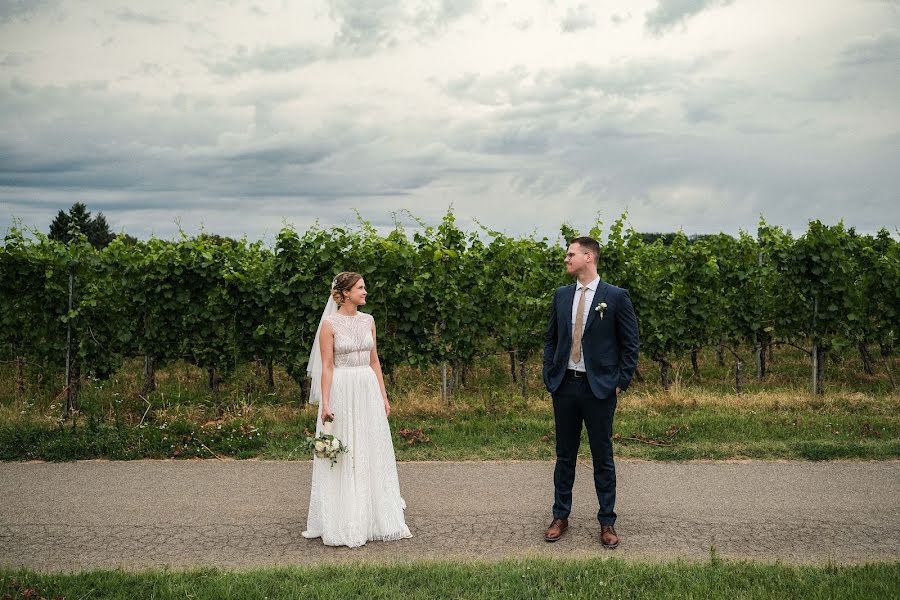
<box><xmin>331</xmin><ymin>272</ymin><xmax>362</xmax><ymax>305</ymax></box>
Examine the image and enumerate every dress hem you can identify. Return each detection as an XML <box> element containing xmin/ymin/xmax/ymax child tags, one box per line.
<box><xmin>301</xmin><ymin>528</ymin><xmax>413</xmax><ymax>548</ymax></box>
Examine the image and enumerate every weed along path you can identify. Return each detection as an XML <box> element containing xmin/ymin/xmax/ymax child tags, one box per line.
<box><xmin>1</xmin><ymin>460</ymin><xmax>898</xmax><ymax>571</ymax></box>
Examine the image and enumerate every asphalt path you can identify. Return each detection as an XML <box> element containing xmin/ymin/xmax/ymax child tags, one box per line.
<box><xmin>1</xmin><ymin>460</ymin><xmax>898</xmax><ymax>571</ymax></box>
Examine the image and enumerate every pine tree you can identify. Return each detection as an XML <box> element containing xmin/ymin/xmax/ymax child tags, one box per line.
<box><xmin>48</xmin><ymin>209</ymin><xmax>71</xmax><ymax>241</ymax></box>
<box><xmin>48</xmin><ymin>203</ymin><xmax>115</xmax><ymax>248</ymax></box>
<box><xmin>87</xmin><ymin>212</ymin><xmax>115</xmax><ymax>248</ymax></box>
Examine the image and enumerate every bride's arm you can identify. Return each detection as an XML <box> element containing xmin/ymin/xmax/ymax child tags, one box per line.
<box><xmin>319</xmin><ymin>321</ymin><xmax>335</xmax><ymax>420</ymax></box>
<box><xmin>369</xmin><ymin>321</ymin><xmax>391</xmax><ymax>417</ymax></box>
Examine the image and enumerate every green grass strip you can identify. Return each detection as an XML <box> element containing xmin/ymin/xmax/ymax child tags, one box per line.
<box><xmin>2</xmin><ymin>557</ymin><xmax>898</xmax><ymax>600</ymax></box>
<box><xmin>2</xmin><ymin>403</ymin><xmax>898</xmax><ymax>461</ymax></box>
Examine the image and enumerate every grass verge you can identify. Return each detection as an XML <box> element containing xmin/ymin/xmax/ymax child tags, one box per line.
<box><xmin>2</xmin><ymin>348</ymin><xmax>898</xmax><ymax>461</ymax></box>
<box><xmin>2</xmin><ymin>557</ymin><xmax>898</xmax><ymax>600</ymax></box>
<box><xmin>1</xmin><ymin>393</ymin><xmax>897</xmax><ymax>461</ymax></box>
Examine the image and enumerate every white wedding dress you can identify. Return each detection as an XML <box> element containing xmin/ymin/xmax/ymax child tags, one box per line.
<box><xmin>302</xmin><ymin>311</ymin><xmax>412</xmax><ymax>547</ymax></box>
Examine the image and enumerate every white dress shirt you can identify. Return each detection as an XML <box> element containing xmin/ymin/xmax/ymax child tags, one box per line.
<box><xmin>567</xmin><ymin>276</ymin><xmax>600</xmax><ymax>372</ymax></box>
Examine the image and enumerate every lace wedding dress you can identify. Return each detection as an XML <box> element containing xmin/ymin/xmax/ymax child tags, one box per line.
<box><xmin>302</xmin><ymin>311</ymin><xmax>412</xmax><ymax>547</ymax></box>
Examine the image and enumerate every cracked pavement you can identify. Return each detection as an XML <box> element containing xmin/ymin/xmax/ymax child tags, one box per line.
<box><xmin>1</xmin><ymin>460</ymin><xmax>898</xmax><ymax>571</ymax></box>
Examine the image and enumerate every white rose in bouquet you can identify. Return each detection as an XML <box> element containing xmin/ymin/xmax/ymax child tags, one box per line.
<box><xmin>301</xmin><ymin>417</ymin><xmax>349</xmax><ymax>467</ymax></box>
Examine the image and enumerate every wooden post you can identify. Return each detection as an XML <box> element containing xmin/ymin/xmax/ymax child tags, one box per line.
<box><xmin>208</xmin><ymin>367</ymin><xmax>220</xmax><ymax>394</ymax></box>
<box><xmin>658</xmin><ymin>356</ymin><xmax>671</xmax><ymax>391</ymax></box>
<box><xmin>142</xmin><ymin>355</ymin><xmax>156</xmax><ymax>394</ymax></box>
<box><xmin>757</xmin><ymin>335</ymin><xmax>767</xmax><ymax>379</ymax></box>
<box><xmin>858</xmin><ymin>342</ymin><xmax>875</xmax><ymax>375</ymax></box>
<box><xmin>441</xmin><ymin>361</ymin><xmax>449</xmax><ymax>405</ymax></box>
<box><xmin>811</xmin><ymin>296</ymin><xmax>820</xmax><ymax>395</ymax></box>
<box><xmin>519</xmin><ymin>356</ymin><xmax>527</xmax><ymax>397</ymax></box>
<box><xmin>232</xmin><ymin>314</ymin><xmax>238</xmax><ymax>373</ymax></box>
<box><xmin>64</xmin><ymin>270</ymin><xmax>74</xmax><ymax>418</ymax></box>
<box><xmin>814</xmin><ymin>345</ymin><xmax>825</xmax><ymax>395</ymax></box>
<box><xmin>881</xmin><ymin>352</ymin><xmax>895</xmax><ymax>390</ymax></box>
<box><xmin>299</xmin><ymin>375</ymin><xmax>309</xmax><ymax>406</ymax></box>
<box><xmin>15</xmin><ymin>354</ymin><xmax>25</xmax><ymax>398</ymax></box>
<box><xmin>811</xmin><ymin>341</ymin><xmax>818</xmax><ymax>395</ymax></box>
<box><xmin>755</xmin><ymin>342</ymin><xmax>763</xmax><ymax>379</ymax></box>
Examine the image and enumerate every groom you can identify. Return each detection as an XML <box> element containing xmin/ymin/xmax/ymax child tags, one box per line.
<box><xmin>542</xmin><ymin>236</ymin><xmax>640</xmax><ymax>548</ymax></box>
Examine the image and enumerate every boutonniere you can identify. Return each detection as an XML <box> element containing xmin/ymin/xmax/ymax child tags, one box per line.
<box><xmin>595</xmin><ymin>302</ymin><xmax>608</xmax><ymax>320</ymax></box>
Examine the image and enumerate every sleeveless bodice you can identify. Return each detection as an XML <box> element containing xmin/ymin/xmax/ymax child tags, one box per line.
<box><xmin>326</xmin><ymin>312</ymin><xmax>374</xmax><ymax>368</ymax></box>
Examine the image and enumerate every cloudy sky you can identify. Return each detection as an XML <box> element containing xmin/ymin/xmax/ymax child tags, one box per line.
<box><xmin>1</xmin><ymin>0</ymin><xmax>898</xmax><ymax>242</ymax></box>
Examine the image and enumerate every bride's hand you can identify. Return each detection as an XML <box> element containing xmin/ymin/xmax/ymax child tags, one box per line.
<box><xmin>321</xmin><ymin>403</ymin><xmax>334</xmax><ymax>422</ymax></box>
<box><xmin>383</xmin><ymin>398</ymin><xmax>391</xmax><ymax>417</ymax></box>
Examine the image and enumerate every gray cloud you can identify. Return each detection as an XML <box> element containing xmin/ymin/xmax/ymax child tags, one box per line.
<box><xmin>0</xmin><ymin>51</ymin><xmax>30</xmax><ymax>66</ymax></box>
<box><xmin>330</xmin><ymin>0</ymin><xmax>406</xmax><ymax>51</ymax></box>
<box><xmin>512</xmin><ymin>17</ymin><xmax>532</xmax><ymax>31</ymax></box>
<box><xmin>444</xmin><ymin>56</ymin><xmax>718</xmax><ymax>107</ymax></box>
<box><xmin>645</xmin><ymin>0</ymin><xmax>734</xmax><ymax>35</ymax></box>
<box><xmin>208</xmin><ymin>1</ymin><xmax>481</xmax><ymax>76</ymax></box>
<box><xmin>2</xmin><ymin>1</ymin><xmax>898</xmax><ymax>241</ymax></box>
<box><xmin>112</xmin><ymin>8</ymin><xmax>171</xmax><ymax>25</ymax></box>
<box><xmin>839</xmin><ymin>32</ymin><xmax>900</xmax><ymax>66</ymax></box>
<box><xmin>0</xmin><ymin>0</ymin><xmax>60</xmax><ymax>23</ymax></box>
<box><xmin>0</xmin><ymin>73</ymin><xmax>452</xmax><ymax>209</ymax></box>
<box><xmin>436</xmin><ymin>49</ymin><xmax>899</xmax><ymax>235</ymax></box>
<box><xmin>330</xmin><ymin>0</ymin><xmax>478</xmax><ymax>51</ymax></box>
<box><xmin>208</xmin><ymin>44</ymin><xmax>324</xmax><ymax>76</ymax></box>
<box><xmin>414</xmin><ymin>0</ymin><xmax>478</xmax><ymax>30</ymax></box>
<box><xmin>551</xmin><ymin>59</ymin><xmax>708</xmax><ymax>97</ymax></box>
<box><xmin>136</xmin><ymin>62</ymin><xmax>163</xmax><ymax>77</ymax></box>
<box><xmin>680</xmin><ymin>78</ymin><xmax>748</xmax><ymax>124</ymax></box>
<box><xmin>798</xmin><ymin>29</ymin><xmax>900</xmax><ymax>104</ymax></box>
<box><xmin>561</xmin><ymin>4</ymin><xmax>596</xmax><ymax>33</ymax></box>
<box><xmin>683</xmin><ymin>101</ymin><xmax>723</xmax><ymax>123</ymax></box>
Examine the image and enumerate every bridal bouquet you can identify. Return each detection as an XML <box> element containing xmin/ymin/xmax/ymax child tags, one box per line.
<box><xmin>303</xmin><ymin>416</ymin><xmax>349</xmax><ymax>467</ymax></box>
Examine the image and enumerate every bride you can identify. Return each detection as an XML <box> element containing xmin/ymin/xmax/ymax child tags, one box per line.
<box><xmin>301</xmin><ymin>272</ymin><xmax>412</xmax><ymax>547</ymax></box>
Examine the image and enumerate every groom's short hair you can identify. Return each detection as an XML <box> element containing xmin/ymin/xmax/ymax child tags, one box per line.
<box><xmin>570</xmin><ymin>236</ymin><xmax>600</xmax><ymax>264</ymax></box>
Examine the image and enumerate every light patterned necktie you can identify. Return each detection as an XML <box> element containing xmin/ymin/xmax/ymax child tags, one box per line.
<box><xmin>570</xmin><ymin>286</ymin><xmax>588</xmax><ymax>363</ymax></box>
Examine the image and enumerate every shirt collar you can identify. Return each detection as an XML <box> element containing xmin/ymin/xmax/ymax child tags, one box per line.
<box><xmin>577</xmin><ymin>277</ymin><xmax>600</xmax><ymax>292</ymax></box>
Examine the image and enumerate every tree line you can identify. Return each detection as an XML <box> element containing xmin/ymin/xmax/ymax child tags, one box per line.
<box><xmin>2</xmin><ymin>209</ymin><xmax>897</xmax><ymax>416</ymax></box>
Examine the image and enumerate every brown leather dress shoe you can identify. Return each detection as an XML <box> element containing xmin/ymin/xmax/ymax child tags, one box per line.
<box><xmin>601</xmin><ymin>524</ymin><xmax>619</xmax><ymax>548</ymax></box>
<box><xmin>544</xmin><ymin>518</ymin><xmax>568</xmax><ymax>542</ymax></box>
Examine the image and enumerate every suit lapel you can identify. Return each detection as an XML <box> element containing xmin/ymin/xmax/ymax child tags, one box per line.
<box><xmin>584</xmin><ymin>281</ymin><xmax>608</xmax><ymax>332</ymax></box>
<box><xmin>563</xmin><ymin>284</ymin><xmax>576</xmax><ymax>336</ymax></box>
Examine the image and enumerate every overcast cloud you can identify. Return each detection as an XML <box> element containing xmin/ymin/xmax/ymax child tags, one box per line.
<box><xmin>1</xmin><ymin>0</ymin><xmax>898</xmax><ymax>242</ymax></box>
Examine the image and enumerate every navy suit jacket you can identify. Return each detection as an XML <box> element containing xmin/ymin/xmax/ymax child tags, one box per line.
<box><xmin>542</xmin><ymin>280</ymin><xmax>640</xmax><ymax>399</ymax></box>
